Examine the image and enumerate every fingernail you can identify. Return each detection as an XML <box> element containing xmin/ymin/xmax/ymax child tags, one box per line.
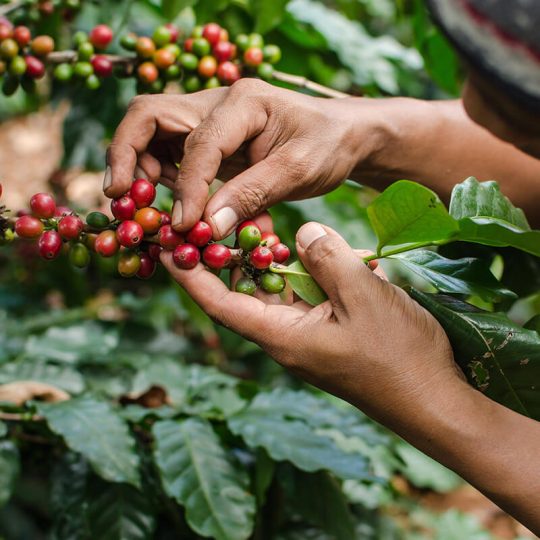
<box><xmin>103</xmin><ymin>166</ymin><xmax>112</xmax><ymax>192</ymax></box>
<box><xmin>297</xmin><ymin>223</ymin><xmax>326</xmax><ymax>249</ymax></box>
<box><xmin>211</xmin><ymin>207</ymin><xmax>238</xmax><ymax>237</ymax></box>
<box><xmin>134</xmin><ymin>166</ymin><xmax>148</xmax><ymax>180</ymax></box>
<box><xmin>172</xmin><ymin>201</ymin><xmax>183</xmax><ymax>227</ymax></box>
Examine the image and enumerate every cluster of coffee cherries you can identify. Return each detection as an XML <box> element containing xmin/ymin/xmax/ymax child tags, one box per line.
<box><xmin>7</xmin><ymin>0</ymin><xmax>82</xmax><ymax>25</ymax></box>
<box><xmin>0</xmin><ymin>182</ymin><xmax>15</xmax><ymax>246</ymax></box>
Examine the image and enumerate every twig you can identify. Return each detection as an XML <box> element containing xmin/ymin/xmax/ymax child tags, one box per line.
<box><xmin>0</xmin><ymin>412</ymin><xmax>43</xmax><ymax>421</ymax></box>
<box><xmin>272</xmin><ymin>70</ymin><xmax>349</xmax><ymax>99</ymax></box>
<box><xmin>0</xmin><ymin>1</ymin><xmax>22</xmax><ymax>17</ymax></box>
<box><xmin>46</xmin><ymin>51</ymin><xmax>135</xmax><ymax>66</ymax></box>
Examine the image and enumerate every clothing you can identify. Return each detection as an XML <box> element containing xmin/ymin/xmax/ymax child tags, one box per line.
<box><xmin>427</xmin><ymin>0</ymin><xmax>540</xmax><ymax>111</ymax></box>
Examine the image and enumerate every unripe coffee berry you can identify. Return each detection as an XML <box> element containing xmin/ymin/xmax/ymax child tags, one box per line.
<box><xmin>86</xmin><ymin>211</ymin><xmax>110</xmax><ymax>230</ymax></box>
<box><xmin>198</xmin><ymin>55</ymin><xmax>217</xmax><ymax>78</ymax></box>
<box><xmin>74</xmin><ymin>61</ymin><xmax>93</xmax><ymax>78</ymax></box>
<box><xmin>30</xmin><ymin>193</ymin><xmax>56</xmax><ymax>219</ymax></box>
<box><xmin>94</xmin><ymin>230</ymin><xmax>119</xmax><ymax>257</ymax></box>
<box><xmin>120</xmin><ymin>33</ymin><xmax>137</xmax><ymax>51</ymax></box>
<box><xmin>164</xmin><ymin>23</ymin><xmax>179</xmax><ymax>43</ymax></box>
<box><xmin>216</xmin><ymin>61</ymin><xmax>240</xmax><ymax>85</ymax></box>
<box><xmin>54</xmin><ymin>63</ymin><xmax>73</xmax><ymax>82</ymax></box>
<box><xmin>111</xmin><ymin>195</ymin><xmax>136</xmax><ymax>221</ymax></box>
<box><xmin>180</xmin><ymin>52</ymin><xmax>198</xmax><ymax>71</ymax></box>
<box><xmin>158</xmin><ymin>224</ymin><xmax>183</xmax><ymax>250</ymax></box>
<box><xmin>235</xmin><ymin>277</ymin><xmax>257</xmax><ymax>296</ymax></box>
<box><xmin>78</xmin><ymin>41</ymin><xmax>94</xmax><ymax>61</ymax></box>
<box><xmin>153</xmin><ymin>26</ymin><xmax>172</xmax><ymax>47</ymax></box>
<box><xmin>238</xmin><ymin>224</ymin><xmax>261</xmax><ymax>251</ymax></box>
<box><xmin>153</xmin><ymin>48</ymin><xmax>175</xmax><ymax>69</ymax></box>
<box><xmin>136</xmin><ymin>37</ymin><xmax>156</xmax><ymax>59</ymax></box>
<box><xmin>236</xmin><ymin>219</ymin><xmax>259</xmax><ymax>236</ymax></box>
<box><xmin>25</xmin><ymin>56</ymin><xmax>45</xmax><ymax>79</ymax></box>
<box><xmin>58</xmin><ymin>215</ymin><xmax>83</xmax><ymax>240</ymax></box>
<box><xmin>15</xmin><ymin>215</ymin><xmax>44</xmax><ymax>238</ymax></box>
<box><xmin>116</xmin><ymin>220</ymin><xmax>144</xmax><ymax>248</ymax></box>
<box><xmin>69</xmin><ymin>242</ymin><xmax>90</xmax><ymax>268</ymax></box>
<box><xmin>186</xmin><ymin>221</ymin><xmax>212</xmax><ymax>247</ymax></box>
<box><xmin>202</xmin><ymin>23</ymin><xmax>221</xmax><ymax>46</ymax></box>
<box><xmin>263</xmin><ymin>44</ymin><xmax>281</xmax><ymax>64</ymax></box>
<box><xmin>130</xmin><ymin>178</ymin><xmax>156</xmax><ymax>208</ymax></box>
<box><xmin>0</xmin><ymin>39</ymin><xmax>18</xmax><ymax>59</ymax></box>
<box><xmin>38</xmin><ymin>230</ymin><xmax>62</xmax><ymax>260</ymax></box>
<box><xmin>271</xmin><ymin>242</ymin><xmax>290</xmax><ymax>264</ymax></box>
<box><xmin>118</xmin><ymin>251</ymin><xmax>141</xmax><ymax>277</ymax></box>
<box><xmin>261</xmin><ymin>231</ymin><xmax>280</xmax><ymax>248</ymax></box>
<box><xmin>173</xmin><ymin>243</ymin><xmax>200</xmax><ymax>269</ymax></box>
<box><xmin>205</xmin><ymin>76</ymin><xmax>220</xmax><ymax>89</ymax></box>
<box><xmin>260</xmin><ymin>272</ymin><xmax>286</xmax><ymax>294</ymax></box>
<box><xmin>134</xmin><ymin>207</ymin><xmax>162</xmax><ymax>234</ymax></box>
<box><xmin>91</xmin><ymin>55</ymin><xmax>113</xmax><ymax>77</ymax></box>
<box><xmin>89</xmin><ymin>25</ymin><xmax>113</xmax><ymax>50</ymax></box>
<box><xmin>192</xmin><ymin>37</ymin><xmax>210</xmax><ymax>57</ymax></box>
<box><xmin>250</xmin><ymin>245</ymin><xmax>273</xmax><ymax>269</ymax></box>
<box><xmin>9</xmin><ymin>56</ymin><xmax>26</xmax><ymax>76</ymax></box>
<box><xmin>202</xmin><ymin>243</ymin><xmax>231</xmax><ymax>270</ymax></box>
<box><xmin>257</xmin><ymin>62</ymin><xmax>274</xmax><ymax>80</ymax></box>
<box><xmin>244</xmin><ymin>47</ymin><xmax>263</xmax><ymax>67</ymax></box>
<box><xmin>31</xmin><ymin>35</ymin><xmax>54</xmax><ymax>56</ymax></box>
<box><xmin>137</xmin><ymin>62</ymin><xmax>159</xmax><ymax>84</ymax></box>
<box><xmin>148</xmin><ymin>243</ymin><xmax>163</xmax><ymax>261</ymax></box>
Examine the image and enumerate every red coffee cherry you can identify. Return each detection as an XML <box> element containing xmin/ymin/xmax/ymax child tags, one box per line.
<box><xmin>116</xmin><ymin>220</ymin><xmax>144</xmax><ymax>248</ymax></box>
<box><xmin>216</xmin><ymin>61</ymin><xmax>240</xmax><ymax>85</ymax></box>
<box><xmin>213</xmin><ymin>41</ymin><xmax>235</xmax><ymax>62</ymax></box>
<box><xmin>250</xmin><ymin>245</ymin><xmax>273</xmax><ymax>269</ymax></box>
<box><xmin>197</xmin><ymin>55</ymin><xmax>217</xmax><ymax>78</ymax></box>
<box><xmin>130</xmin><ymin>178</ymin><xmax>156</xmax><ymax>208</ymax></box>
<box><xmin>164</xmin><ymin>23</ymin><xmax>179</xmax><ymax>43</ymax></box>
<box><xmin>261</xmin><ymin>231</ymin><xmax>280</xmax><ymax>248</ymax></box>
<box><xmin>137</xmin><ymin>252</ymin><xmax>157</xmax><ymax>279</ymax></box>
<box><xmin>38</xmin><ymin>230</ymin><xmax>62</xmax><ymax>260</ymax></box>
<box><xmin>203</xmin><ymin>243</ymin><xmax>231</xmax><ymax>270</ymax></box>
<box><xmin>202</xmin><ymin>23</ymin><xmax>221</xmax><ymax>47</ymax></box>
<box><xmin>173</xmin><ymin>243</ymin><xmax>200</xmax><ymax>269</ymax></box>
<box><xmin>134</xmin><ymin>207</ymin><xmax>162</xmax><ymax>234</ymax></box>
<box><xmin>0</xmin><ymin>23</ymin><xmax>12</xmax><ymax>42</ymax></box>
<box><xmin>15</xmin><ymin>215</ymin><xmax>44</xmax><ymax>238</ymax></box>
<box><xmin>184</xmin><ymin>38</ymin><xmax>194</xmax><ymax>53</ymax></box>
<box><xmin>89</xmin><ymin>24</ymin><xmax>113</xmax><ymax>50</ymax></box>
<box><xmin>236</xmin><ymin>219</ymin><xmax>259</xmax><ymax>236</ymax></box>
<box><xmin>186</xmin><ymin>221</ymin><xmax>212</xmax><ymax>246</ymax></box>
<box><xmin>58</xmin><ymin>215</ymin><xmax>83</xmax><ymax>240</ymax></box>
<box><xmin>13</xmin><ymin>26</ymin><xmax>31</xmax><ymax>47</ymax></box>
<box><xmin>118</xmin><ymin>251</ymin><xmax>141</xmax><ymax>277</ymax></box>
<box><xmin>30</xmin><ymin>193</ymin><xmax>56</xmax><ymax>219</ymax></box>
<box><xmin>91</xmin><ymin>55</ymin><xmax>113</xmax><ymax>77</ymax></box>
<box><xmin>271</xmin><ymin>242</ymin><xmax>290</xmax><ymax>264</ymax></box>
<box><xmin>94</xmin><ymin>230</ymin><xmax>119</xmax><ymax>257</ymax></box>
<box><xmin>160</xmin><ymin>211</ymin><xmax>171</xmax><ymax>226</ymax></box>
<box><xmin>137</xmin><ymin>62</ymin><xmax>159</xmax><ymax>84</ymax></box>
<box><xmin>158</xmin><ymin>224</ymin><xmax>184</xmax><ymax>250</ymax></box>
<box><xmin>244</xmin><ymin>47</ymin><xmax>263</xmax><ymax>67</ymax></box>
<box><xmin>25</xmin><ymin>56</ymin><xmax>45</xmax><ymax>79</ymax></box>
<box><xmin>148</xmin><ymin>243</ymin><xmax>163</xmax><ymax>261</ymax></box>
<box><xmin>111</xmin><ymin>195</ymin><xmax>136</xmax><ymax>221</ymax></box>
<box><xmin>54</xmin><ymin>206</ymin><xmax>72</xmax><ymax>218</ymax></box>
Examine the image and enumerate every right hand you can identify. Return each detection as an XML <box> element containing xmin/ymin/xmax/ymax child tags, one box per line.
<box><xmin>105</xmin><ymin>79</ymin><xmax>380</xmax><ymax>238</ymax></box>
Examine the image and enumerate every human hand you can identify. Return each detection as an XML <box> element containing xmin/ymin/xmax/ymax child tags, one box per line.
<box><xmin>105</xmin><ymin>80</ymin><xmax>379</xmax><ymax>239</ymax></box>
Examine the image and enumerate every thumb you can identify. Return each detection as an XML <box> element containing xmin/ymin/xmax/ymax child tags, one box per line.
<box><xmin>296</xmin><ymin>222</ymin><xmax>376</xmax><ymax>312</ymax></box>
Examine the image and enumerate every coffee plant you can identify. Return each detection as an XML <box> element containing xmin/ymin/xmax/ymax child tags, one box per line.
<box><xmin>0</xmin><ymin>1</ymin><xmax>533</xmax><ymax>539</ymax></box>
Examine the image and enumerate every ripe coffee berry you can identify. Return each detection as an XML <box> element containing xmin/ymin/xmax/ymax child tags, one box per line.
<box><xmin>137</xmin><ymin>62</ymin><xmax>159</xmax><ymax>84</ymax></box>
<box><xmin>54</xmin><ymin>206</ymin><xmax>72</xmax><ymax>218</ymax></box>
<box><xmin>30</xmin><ymin>193</ymin><xmax>56</xmax><ymax>219</ymax></box>
<box><xmin>250</xmin><ymin>245</ymin><xmax>273</xmax><ymax>269</ymax></box>
<box><xmin>31</xmin><ymin>35</ymin><xmax>54</xmax><ymax>56</ymax></box>
<box><xmin>183</xmin><ymin>38</ymin><xmax>194</xmax><ymax>53</ymax></box>
<box><xmin>235</xmin><ymin>276</ymin><xmax>257</xmax><ymax>296</ymax></box>
<box><xmin>148</xmin><ymin>243</ymin><xmax>163</xmax><ymax>261</ymax></box>
<box><xmin>69</xmin><ymin>242</ymin><xmax>90</xmax><ymax>268</ymax></box>
<box><xmin>202</xmin><ymin>243</ymin><xmax>231</xmax><ymax>270</ymax></box>
<box><xmin>213</xmin><ymin>41</ymin><xmax>235</xmax><ymax>63</ymax></box>
<box><xmin>15</xmin><ymin>215</ymin><xmax>44</xmax><ymax>238</ymax></box>
<box><xmin>261</xmin><ymin>232</ymin><xmax>280</xmax><ymax>248</ymax></box>
<box><xmin>25</xmin><ymin>56</ymin><xmax>45</xmax><ymax>79</ymax></box>
<box><xmin>164</xmin><ymin>23</ymin><xmax>179</xmax><ymax>43</ymax></box>
<box><xmin>202</xmin><ymin>23</ymin><xmax>221</xmax><ymax>46</ymax></box>
<box><xmin>89</xmin><ymin>25</ymin><xmax>113</xmax><ymax>49</ymax></box>
<box><xmin>173</xmin><ymin>243</ymin><xmax>200</xmax><ymax>269</ymax></box>
<box><xmin>86</xmin><ymin>211</ymin><xmax>110</xmax><ymax>230</ymax></box>
<box><xmin>58</xmin><ymin>215</ymin><xmax>83</xmax><ymax>240</ymax></box>
<box><xmin>198</xmin><ymin>55</ymin><xmax>217</xmax><ymax>78</ymax></box>
<box><xmin>116</xmin><ymin>220</ymin><xmax>144</xmax><ymax>248</ymax></box>
<box><xmin>158</xmin><ymin>224</ymin><xmax>183</xmax><ymax>250</ymax></box>
<box><xmin>271</xmin><ymin>243</ymin><xmax>290</xmax><ymax>264</ymax></box>
<box><xmin>38</xmin><ymin>230</ymin><xmax>63</xmax><ymax>260</ymax></box>
<box><xmin>130</xmin><ymin>179</ymin><xmax>156</xmax><ymax>208</ymax></box>
<box><xmin>153</xmin><ymin>48</ymin><xmax>175</xmax><ymax>69</ymax></box>
<box><xmin>137</xmin><ymin>252</ymin><xmax>157</xmax><ymax>279</ymax></box>
<box><xmin>111</xmin><ymin>196</ymin><xmax>136</xmax><ymax>221</ymax></box>
<box><xmin>238</xmin><ymin>224</ymin><xmax>261</xmax><ymax>251</ymax></box>
<box><xmin>91</xmin><ymin>55</ymin><xmax>113</xmax><ymax>77</ymax></box>
<box><xmin>186</xmin><ymin>221</ymin><xmax>212</xmax><ymax>247</ymax></box>
<box><xmin>236</xmin><ymin>220</ymin><xmax>259</xmax><ymax>236</ymax></box>
<box><xmin>136</xmin><ymin>37</ymin><xmax>156</xmax><ymax>58</ymax></box>
<box><xmin>118</xmin><ymin>251</ymin><xmax>141</xmax><ymax>277</ymax></box>
<box><xmin>160</xmin><ymin>211</ymin><xmax>171</xmax><ymax>226</ymax></box>
<box><xmin>134</xmin><ymin>207</ymin><xmax>162</xmax><ymax>234</ymax></box>
<box><xmin>94</xmin><ymin>230</ymin><xmax>119</xmax><ymax>257</ymax></box>
<box><xmin>260</xmin><ymin>272</ymin><xmax>286</xmax><ymax>294</ymax></box>
<box><xmin>244</xmin><ymin>47</ymin><xmax>264</xmax><ymax>67</ymax></box>
<box><xmin>216</xmin><ymin>61</ymin><xmax>240</xmax><ymax>85</ymax></box>
<box><xmin>13</xmin><ymin>26</ymin><xmax>31</xmax><ymax>47</ymax></box>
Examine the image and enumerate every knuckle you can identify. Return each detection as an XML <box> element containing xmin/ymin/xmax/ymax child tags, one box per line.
<box><xmin>235</xmin><ymin>183</ymin><xmax>269</xmax><ymax>214</ymax></box>
<box><xmin>230</xmin><ymin>77</ymin><xmax>266</xmax><ymax>96</ymax></box>
<box><xmin>307</xmin><ymin>237</ymin><xmax>342</xmax><ymax>267</ymax></box>
<box><xmin>127</xmin><ymin>94</ymin><xmax>151</xmax><ymax>111</ymax></box>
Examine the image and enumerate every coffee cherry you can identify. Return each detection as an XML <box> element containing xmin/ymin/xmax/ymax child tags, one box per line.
<box><xmin>130</xmin><ymin>178</ymin><xmax>156</xmax><ymax>208</ymax></box>
<box><xmin>136</xmin><ymin>37</ymin><xmax>156</xmax><ymax>59</ymax></box>
<box><xmin>86</xmin><ymin>211</ymin><xmax>110</xmax><ymax>230</ymax></box>
<box><xmin>137</xmin><ymin>252</ymin><xmax>156</xmax><ymax>279</ymax></box>
<box><xmin>238</xmin><ymin>224</ymin><xmax>261</xmax><ymax>251</ymax></box>
<box><xmin>15</xmin><ymin>215</ymin><xmax>44</xmax><ymax>238</ymax></box>
<box><xmin>203</xmin><ymin>243</ymin><xmax>231</xmax><ymax>270</ymax></box>
<box><xmin>235</xmin><ymin>276</ymin><xmax>257</xmax><ymax>296</ymax></box>
<box><xmin>219</xmin><ymin>28</ymin><xmax>229</xmax><ymax>42</ymax></box>
<box><xmin>69</xmin><ymin>242</ymin><xmax>90</xmax><ymax>268</ymax></box>
<box><xmin>257</xmin><ymin>62</ymin><xmax>274</xmax><ymax>80</ymax></box>
<box><xmin>13</xmin><ymin>26</ymin><xmax>31</xmax><ymax>47</ymax></box>
<box><xmin>250</xmin><ymin>245</ymin><xmax>273</xmax><ymax>269</ymax></box>
<box><xmin>164</xmin><ymin>64</ymin><xmax>181</xmax><ymax>81</ymax></box>
<box><xmin>180</xmin><ymin>52</ymin><xmax>198</xmax><ymax>71</ymax></box>
<box><xmin>73</xmin><ymin>30</ymin><xmax>88</xmax><ymax>47</ymax></box>
<box><xmin>191</xmin><ymin>25</ymin><xmax>204</xmax><ymax>38</ymax></box>
<box><xmin>263</xmin><ymin>44</ymin><xmax>281</xmax><ymax>64</ymax></box>
<box><xmin>160</xmin><ymin>211</ymin><xmax>172</xmax><ymax>226</ymax></box>
<box><xmin>216</xmin><ymin>61</ymin><xmax>240</xmax><ymax>85</ymax></box>
<box><xmin>94</xmin><ymin>230</ymin><xmax>119</xmax><ymax>257</ymax></box>
<box><xmin>137</xmin><ymin>61</ymin><xmax>159</xmax><ymax>84</ymax></box>
<box><xmin>235</xmin><ymin>34</ymin><xmax>249</xmax><ymax>51</ymax></box>
<box><xmin>183</xmin><ymin>75</ymin><xmax>201</xmax><ymax>93</ymax></box>
<box><xmin>248</xmin><ymin>33</ymin><xmax>264</xmax><ymax>48</ymax></box>
<box><xmin>111</xmin><ymin>195</ymin><xmax>136</xmax><ymax>221</ymax></box>
<box><xmin>120</xmin><ymin>33</ymin><xmax>137</xmax><ymax>51</ymax></box>
<box><xmin>183</xmin><ymin>37</ymin><xmax>194</xmax><ymax>53</ymax></box>
<box><xmin>236</xmin><ymin>220</ymin><xmax>259</xmax><ymax>236</ymax></box>
<box><xmin>116</xmin><ymin>220</ymin><xmax>144</xmax><ymax>248</ymax></box>
<box><xmin>85</xmin><ymin>232</ymin><xmax>98</xmax><ymax>251</ymax></box>
<box><xmin>260</xmin><ymin>272</ymin><xmax>286</xmax><ymax>294</ymax></box>
<box><xmin>58</xmin><ymin>215</ymin><xmax>83</xmax><ymax>240</ymax></box>
<box><xmin>158</xmin><ymin>224</ymin><xmax>183</xmax><ymax>250</ymax></box>
<box><xmin>74</xmin><ymin>61</ymin><xmax>93</xmax><ymax>78</ymax></box>
<box><xmin>261</xmin><ymin>231</ymin><xmax>280</xmax><ymax>248</ymax></box>
<box><xmin>0</xmin><ymin>61</ymin><xmax>5</xmax><ymax>76</ymax></box>
<box><xmin>78</xmin><ymin>41</ymin><xmax>94</xmax><ymax>61</ymax></box>
<box><xmin>192</xmin><ymin>37</ymin><xmax>210</xmax><ymax>57</ymax></box>
<box><xmin>202</xmin><ymin>23</ymin><xmax>221</xmax><ymax>47</ymax></box>
<box><xmin>153</xmin><ymin>48</ymin><xmax>176</xmax><ymax>70</ymax></box>
<box><xmin>118</xmin><ymin>251</ymin><xmax>141</xmax><ymax>277</ymax></box>
<box><xmin>89</xmin><ymin>25</ymin><xmax>113</xmax><ymax>50</ymax></box>
<box><xmin>9</xmin><ymin>56</ymin><xmax>26</xmax><ymax>76</ymax></box>
<box><xmin>38</xmin><ymin>230</ymin><xmax>62</xmax><ymax>260</ymax></box>
<box><xmin>198</xmin><ymin>55</ymin><xmax>217</xmax><ymax>78</ymax></box>
<box><xmin>25</xmin><ymin>56</ymin><xmax>45</xmax><ymax>79</ymax></box>
<box><xmin>85</xmin><ymin>74</ymin><xmax>101</xmax><ymax>90</ymax></box>
<box><xmin>54</xmin><ymin>206</ymin><xmax>72</xmax><ymax>218</ymax></box>
<box><xmin>164</xmin><ymin>23</ymin><xmax>179</xmax><ymax>43</ymax></box>
<box><xmin>244</xmin><ymin>47</ymin><xmax>263</xmax><ymax>67</ymax></box>
<box><xmin>205</xmin><ymin>76</ymin><xmax>220</xmax><ymax>89</ymax></box>
<box><xmin>91</xmin><ymin>55</ymin><xmax>113</xmax><ymax>77</ymax></box>
<box><xmin>0</xmin><ymin>26</ymin><xmax>12</xmax><ymax>43</ymax></box>
<box><xmin>38</xmin><ymin>1</ymin><xmax>54</xmax><ymax>16</ymax></box>
<box><xmin>54</xmin><ymin>63</ymin><xmax>73</xmax><ymax>82</ymax></box>
<box><xmin>148</xmin><ymin>243</ymin><xmax>163</xmax><ymax>261</ymax></box>
<box><xmin>213</xmin><ymin>41</ymin><xmax>235</xmax><ymax>62</ymax></box>
<box><xmin>186</xmin><ymin>221</ymin><xmax>212</xmax><ymax>247</ymax></box>
<box><xmin>134</xmin><ymin>207</ymin><xmax>162</xmax><ymax>234</ymax></box>
<box><xmin>0</xmin><ymin>39</ymin><xmax>18</xmax><ymax>59</ymax></box>
<box><xmin>31</xmin><ymin>35</ymin><xmax>54</xmax><ymax>56</ymax></box>
<box><xmin>271</xmin><ymin>243</ymin><xmax>290</xmax><ymax>264</ymax></box>
<box><xmin>173</xmin><ymin>243</ymin><xmax>200</xmax><ymax>269</ymax></box>
<box><xmin>30</xmin><ymin>193</ymin><xmax>56</xmax><ymax>218</ymax></box>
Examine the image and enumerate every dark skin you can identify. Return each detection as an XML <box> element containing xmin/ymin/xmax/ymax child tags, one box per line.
<box><xmin>105</xmin><ymin>75</ymin><xmax>540</xmax><ymax>533</ymax></box>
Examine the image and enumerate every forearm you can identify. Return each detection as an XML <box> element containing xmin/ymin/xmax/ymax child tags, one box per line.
<box><xmin>349</xmin><ymin>98</ymin><xmax>540</xmax><ymax>225</ymax></box>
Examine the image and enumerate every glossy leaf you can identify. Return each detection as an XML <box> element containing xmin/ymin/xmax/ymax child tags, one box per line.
<box><xmin>252</xmin><ymin>0</ymin><xmax>290</xmax><ymax>34</ymax></box>
<box><xmin>162</xmin><ymin>0</ymin><xmax>196</xmax><ymax>19</ymax></box>
<box><xmin>394</xmin><ymin>250</ymin><xmax>516</xmax><ymax>302</ymax></box>
<box><xmin>153</xmin><ymin>418</ymin><xmax>256</xmax><ymax>540</ymax></box>
<box><xmin>273</xmin><ymin>261</ymin><xmax>327</xmax><ymax>306</ymax></box>
<box><xmin>38</xmin><ymin>396</ymin><xmax>140</xmax><ymax>487</ymax></box>
<box><xmin>409</xmin><ymin>289</ymin><xmax>540</xmax><ymax>420</ymax></box>
<box><xmin>0</xmin><ymin>441</ymin><xmax>19</xmax><ymax>508</ymax></box>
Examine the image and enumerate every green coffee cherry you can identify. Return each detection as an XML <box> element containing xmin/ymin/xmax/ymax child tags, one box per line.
<box><xmin>153</xmin><ymin>26</ymin><xmax>172</xmax><ymax>47</ymax></box>
<box><xmin>248</xmin><ymin>33</ymin><xmax>264</xmax><ymax>48</ymax></box>
<box><xmin>238</xmin><ymin>225</ymin><xmax>262</xmax><ymax>251</ymax></box>
<box><xmin>180</xmin><ymin>52</ymin><xmax>198</xmax><ymax>71</ymax></box>
<box><xmin>78</xmin><ymin>41</ymin><xmax>95</xmax><ymax>61</ymax></box>
<box><xmin>69</xmin><ymin>242</ymin><xmax>91</xmax><ymax>268</ymax></box>
<box><xmin>9</xmin><ymin>56</ymin><xmax>27</xmax><ymax>76</ymax></box>
<box><xmin>86</xmin><ymin>211</ymin><xmax>110</xmax><ymax>230</ymax></box>
<box><xmin>85</xmin><ymin>74</ymin><xmax>101</xmax><ymax>90</ymax></box>
<box><xmin>235</xmin><ymin>34</ymin><xmax>249</xmax><ymax>51</ymax></box>
<box><xmin>54</xmin><ymin>63</ymin><xmax>73</xmax><ymax>82</ymax></box>
<box><xmin>191</xmin><ymin>25</ymin><xmax>204</xmax><ymax>38</ymax></box>
<box><xmin>257</xmin><ymin>62</ymin><xmax>274</xmax><ymax>80</ymax></box>
<box><xmin>120</xmin><ymin>33</ymin><xmax>137</xmax><ymax>51</ymax></box>
<box><xmin>74</xmin><ymin>61</ymin><xmax>93</xmax><ymax>78</ymax></box>
<box><xmin>236</xmin><ymin>277</ymin><xmax>257</xmax><ymax>296</ymax></box>
<box><xmin>263</xmin><ymin>44</ymin><xmax>281</xmax><ymax>64</ymax></box>
<box><xmin>165</xmin><ymin>43</ymin><xmax>181</xmax><ymax>58</ymax></box>
<box><xmin>192</xmin><ymin>38</ymin><xmax>210</xmax><ymax>57</ymax></box>
<box><xmin>148</xmin><ymin>78</ymin><xmax>165</xmax><ymax>94</ymax></box>
<box><xmin>260</xmin><ymin>272</ymin><xmax>286</xmax><ymax>294</ymax></box>
<box><xmin>205</xmin><ymin>76</ymin><xmax>221</xmax><ymax>89</ymax></box>
<box><xmin>183</xmin><ymin>75</ymin><xmax>201</xmax><ymax>93</ymax></box>
<box><xmin>164</xmin><ymin>64</ymin><xmax>181</xmax><ymax>81</ymax></box>
<box><xmin>73</xmin><ymin>31</ymin><xmax>88</xmax><ymax>47</ymax></box>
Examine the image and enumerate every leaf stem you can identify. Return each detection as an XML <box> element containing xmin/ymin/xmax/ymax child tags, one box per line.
<box><xmin>363</xmin><ymin>241</ymin><xmax>445</xmax><ymax>262</ymax></box>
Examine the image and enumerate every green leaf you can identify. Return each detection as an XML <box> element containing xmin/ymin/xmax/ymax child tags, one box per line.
<box><xmin>367</xmin><ymin>181</ymin><xmax>459</xmax><ymax>254</ymax></box>
<box><xmin>254</xmin><ymin>449</ymin><xmax>275</xmax><ymax>507</ymax></box>
<box><xmin>153</xmin><ymin>418</ymin><xmax>256</xmax><ymax>540</ymax></box>
<box><xmin>252</xmin><ymin>0</ymin><xmax>290</xmax><ymax>34</ymax></box>
<box><xmin>273</xmin><ymin>261</ymin><xmax>327</xmax><ymax>306</ymax></box>
<box><xmin>38</xmin><ymin>396</ymin><xmax>140</xmax><ymax>487</ymax></box>
<box><xmin>394</xmin><ymin>251</ymin><xmax>516</xmax><ymax>302</ymax></box>
<box><xmin>0</xmin><ymin>441</ymin><xmax>19</xmax><ymax>508</ymax></box>
<box><xmin>408</xmin><ymin>289</ymin><xmax>540</xmax><ymax>420</ymax></box>
<box><xmin>162</xmin><ymin>0</ymin><xmax>196</xmax><ymax>19</ymax></box>
<box><xmin>0</xmin><ymin>421</ymin><xmax>6</xmax><ymax>438</ymax></box>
